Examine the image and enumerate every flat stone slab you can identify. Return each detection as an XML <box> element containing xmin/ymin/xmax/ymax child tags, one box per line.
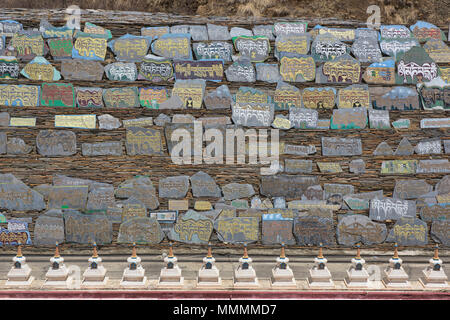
<box><xmin>321</xmin><ymin>137</ymin><xmax>362</xmax><ymax>156</ymax></box>
<box><xmin>36</xmin><ymin>130</ymin><xmax>77</xmax><ymax>157</ymax></box>
<box><xmin>0</xmin><ymin>174</ymin><xmax>46</xmax><ymax>211</ymax></box>
<box><xmin>64</xmin><ymin>210</ymin><xmax>112</xmax><ymax>244</ymax></box>
<box><xmin>82</xmin><ymin>142</ymin><xmax>123</xmax><ymax>156</ymax></box>
<box><xmin>260</xmin><ymin>175</ymin><xmax>318</xmax><ymax>198</ymax></box>
<box><xmin>337</xmin><ymin>214</ymin><xmax>387</xmax><ymax>245</ymax></box>
<box><xmin>6</xmin><ymin>137</ymin><xmax>32</xmax><ymax>155</ymax></box>
<box><xmin>190</xmin><ymin>171</ymin><xmax>221</xmax><ymax>198</ymax></box>
<box><xmin>125</xmin><ymin>127</ymin><xmax>163</xmax><ymax>156</ymax></box>
<box><xmin>115</xmin><ymin>176</ymin><xmax>159</xmax><ymax>210</ymax></box>
<box><xmin>369</xmin><ymin>197</ymin><xmax>416</xmax><ymax>221</ymax></box>
<box><xmin>117</xmin><ymin>217</ymin><xmax>164</xmax><ymax>244</ymax></box>
<box><xmin>33</xmin><ymin>214</ymin><xmax>65</xmax><ymax>246</ymax></box>
<box><xmin>431</xmin><ymin>220</ymin><xmax>450</xmax><ymax>246</ymax></box>
<box><xmin>294</xmin><ymin>216</ymin><xmax>335</xmax><ymax>245</ymax></box>
<box><xmin>393</xmin><ymin>179</ymin><xmax>433</xmax><ymax>199</ymax></box>
<box><xmin>262</xmin><ymin>216</ymin><xmax>295</xmax><ymax>245</ymax></box>
<box><xmin>386</xmin><ymin>217</ymin><xmax>428</xmax><ymax>246</ymax></box>
<box><xmin>169</xmin><ymin>210</ymin><xmax>214</xmax><ymax>244</ymax></box>
<box><xmin>221</xmin><ymin>183</ymin><xmax>255</xmax><ymax>200</ymax></box>
<box><xmin>214</xmin><ymin>217</ymin><xmax>259</xmax><ymax>244</ymax></box>
<box><xmin>159</xmin><ymin>176</ymin><xmax>190</xmax><ymax>199</ymax></box>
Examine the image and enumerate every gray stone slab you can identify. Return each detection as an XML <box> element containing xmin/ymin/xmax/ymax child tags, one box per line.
<box><xmin>373</xmin><ymin>141</ymin><xmax>394</xmax><ymax>156</ymax></box>
<box><xmin>86</xmin><ymin>186</ymin><xmax>115</xmax><ymax>211</ymax></box>
<box><xmin>431</xmin><ymin>220</ymin><xmax>450</xmax><ymax>246</ymax></box>
<box><xmin>420</xmin><ymin>203</ymin><xmax>449</xmax><ymax>222</ymax></box>
<box><xmin>321</xmin><ymin>137</ymin><xmax>362</xmax><ymax>156</ymax></box>
<box><xmin>435</xmin><ymin>175</ymin><xmax>450</xmax><ymax>195</ymax></box>
<box><xmin>262</xmin><ymin>218</ymin><xmax>295</xmax><ymax>245</ymax></box>
<box><xmin>98</xmin><ymin>114</ymin><xmax>121</xmax><ymax>130</ymax></box>
<box><xmin>304</xmin><ymin>185</ymin><xmax>323</xmax><ymax>200</ymax></box>
<box><xmin>386</xmin><ymin>217</ymin><xmax>428</xmax><ymax>246</ymax></box>
<box><xmin>225</xmin><ymin>60</ymin><xmax>255</xmax><ymax>82</ymax></box>
<box><xmin>289</xmin><ymin>107</ymin><xmax>318</xmax><ymax>129</ymax></box>
<box><xmin>273</xmin><ymin>22</ymin><xmax>307</xmax><ymax>37</ymax></box>
<box><xmin>153</xmin><ymin>113</ymin><xmax>171</xmax><ymax>126</ymax></box>
<box><xmin>349</xmin><ymin>159</ymin><xmax>366</xmax><ymax>174</ymax></box>
<box><xmin>393</xmin><ymin>179</ymin><xmax>433</xmax><ymax>200</ymax></box>
<box><xmin>232</xmin><ymin>102</ymin><xmax>274</xmax><ymax>127</ymax></box>
<box><xmin>343</xmin><ymin>190</ymin><xmax>384</xmax><ymax>210</ymax></box>
<box><xmin>284</xmin><ymin>144</ymin><xmax>316</xmax><ymax>156</ymax></box>
<box><xmin>337</xmin><ymin>214</ymin><xmax>387</xmax><ymax>245</ymax></box>
<box><xmin>0</xmin><ymin>112</ymin><xmax>10</xmax><ymax>126</ymax></box>
<box><xmin>293</xmin><ymin>216</ymin><xmax>335</xmax><ymax>245</ymax></box>
<box><xmin>33</xmin><ymin>214</ymin><xmax>65</xmax><ymax>246</ymax></box>
<box><xmin>415</xmin><ymin>138</ymin><xmax>442</xmax><ymax>155</ymax></box>
<box><xmin>284</xmin><ymin>159</ymin><xmax>313</xmax><ymax>174</ymax></box>
<box><xmin>207</xmin><ymin>24</ymin><xmax>231</xmax><ymax>40</ymax></box>
<box><xmin>193</xmin><ymin>42</ymin><xmax>232</xmax><ymax>61</ymax></box>
<box><xmin>64</xmin><ymin>211</ymin><xmax>112</xmax><ymax>244</ymax></box>
<box><xmin>369</xmin><ymin>109</ymin><xmax>390</xmax><ymax>129</ymax></box>
<box><xmin>444</xmin><ymin>140</ymin><xmax>450</xmax><ymax>154</ymax></box>
<box><xmin>221</xmin><ymin>183</ymin><xmax>255</xmax><ymax>200</ymax></box>
<box><xmin>60</xmin><ymin>59</ymin><xmax>104</xmax><ymax>81</ymax></box>
<box><xmin>255</xmin><ymin>63</ymin><xmax>281</xmax><ymax>83</ymax></box>
<box><xmin>82</xmin><ymin>141</ymin><xmax>123</xmax><ymax>156</ymax></box>
<box><xmin>233</xmin><ymin>35</ymin><xmax>270</xmax><ymax>62</ymax></box>
<box><xmin>252</xmin><ymin>25</ymin><xmax>274</xmax><ymax>40</ymax></box>
<box><xmin>369</xmin><ymin>197</ymin><xmax>416</xmax><ymax>221</ymax></box>
<box><xmin>36</xmin><ymin>130</ymin><xmax>76</xmax><ymax>156</ymax></box>
<box><xmin>0</xmin><ymin>132</ymin><xmax>5</xmax><ymax>154</ymax></box>
<box><xmin>311</xmin><ymin>33</ymin><xmax>349</xmax><ymax>62</ymax></box>
<box><xmin>189</xmin><ymin>25</ymin><xmax>208</xmax><ymax>41</ymax></box>
<box><xmin>6</xmin><ymin>137</ymin><xmax>32</xmax><ymax>155</ymax></box>
<box><xmin>115</xmin><ymin>176</ymin><xmax>159</xmax><ymax>210</ymax></box>
<box><xmin>118</xmin><ymin>217</ymin><xmax>164</xmax><ymax>244</ymax></box>
<box><xmin>214</xmin><ymin>216</ymin><xmax>259</xmax><ymax>244</ymax></box>
<box><xmin>169</xmin><ymin>210</ymin><xmax>214</xmax><ymax>244</ymax></box>
<box><xmin>230</xmin><ymin>27</ymin><xmax>253</xmax><ymax>38</ymax></box>
<box><xmin>351</xmin><ymin>37</ymin><xmax>382</xmax><ymax>62</ymax></box>
<box><xmin>151</xmin><ymin>33</ymin><xmax>192</xmax><ymax>59</ymax></box>
<box><xmin>48</xmin><ymin>185</ymin><xmax>89</xmax><ymax>210</ymax></box>
<box><xmin>0</xmin><ymin>173</ymin><xmax>46</xmax><ymax>211</ymax></box>
<box><xmin>159</xmin><ymin>175</ymin><xmax>190</xmax><ymax>199</ymax></box>
<box><xmin>104</xmin><ymin>62</ymin><xmax>137</xmax><ymax>81</ymax></box>
<box><xmin>330</xmin><ymin>107</ymin><xmax>367</xmax><ymax>129</ymax></box>
<box><xmin>204</xmin><ymin>85</ymin><xmax>232</xmax><ymax>110</ymax></box>
<box><xmin>394</xmin><ymin>137</ymin><xmax>414</xmax><ymax>156</ymax></box>
<box><xmin>125</xmin><ymin>127</ymin><xmax>163</xmax><ymax>156</ymax></box>
<box><xmin>190</xmin><ymin>171</ymin><xmax>221</xmax><ymax>198</ymax></box>
<box><xmin>416</xmin><ymin>159</ymin><xmax>450</xmax><ymax>173</ymax></box>
<box><xmin>260</xmin><ymin>175</ymin><xmax>318</xmax><ymax>198</ymax></box>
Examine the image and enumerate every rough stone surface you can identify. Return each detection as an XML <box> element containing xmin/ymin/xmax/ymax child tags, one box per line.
<box><xmin>337</xmin><ymin>214</ymin><xmax>387</xmax><ymax>245</ymax></box>
<box><xmin>214</xmin><ymin>216</ymin><xmax>259</xmax><ymax>244</ymax></box>
<box><xmin>98</xmin><ymin>114</ymin><xmax>121</xmax><ymax>130</ymax></box>
<box><xmin>0</xmin><ymin>174</ymin><xmax>46</xmax><ymax>211</ymax></box>
<box><xmin>159</xmin><ymin>175</ymin><xmax>190</xmax><ymax>199</ymax></box>
<box><xmin>36</xmin><ymin>130</ymin><xmax>77</xmax><ymax>156</ymax></box>
<box><xmin>117</xmin><ymin>217</ymin><xmax>164</xmax><ymax>244</ymax></box>
<box><xmin>386</xmin><ymin>217</ymin><xmax>428</xmax><ymax>246</ymax></box>
<box><xmin>34</xmin><ymin>214</ymin><xmax>65</xmax><ymax>246</ymax></box>
<box><xmin>169</xmin><ymin>210</ymin><xmax>214</xmax><ymax>244</ymax></box>
<box><xmin>190</xmin><ymin>171</ymin><xmax>221</xmax><ymax>198</ymax></box>
<box><xmin>221</xmin><ymin>183</ymin><xmax>255</xmax><ymax>200</ymax></box>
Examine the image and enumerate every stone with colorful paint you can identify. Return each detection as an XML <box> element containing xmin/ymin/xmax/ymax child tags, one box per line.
<box><xmin>418</xmin><ymin>77</ymin><xmax>449</xmax><ymax>110</ymax></box>
<box><xmin>410</xmin><ymin>21</ymin><xmax>445</xmax><ymax>42</ymax></box>
<box><xmin>369</xmin><ymin>86</ymin><xmax>420</xmax><ymax>110</ymax></box>
<box><xmin>139</xmin><ymin>87</ymin><xmax>169</xmax><ymax>109</ymax></box>
<box><xmin>151</xmin><ymin>33</ymin><xmax>192</xmax><ymax>59</ymax></box>
<box><xmin>169</xmin><ymin>210</ymin><xmax>213</xmax><ymax>244</ymax></box>
<box><xmin>362</xmin><ymin>59</ymin><xmax>396</xmax><ymax>84</ymax></box>
<box><xmin>214</xmin><ymin>216</ymin><xmax>259</xmax><ymax>244</ymax></box>
<box><xmin>10</xmin><ymin>30</ymin><xmax>45</xmax><ymax>60</ymax></box>
<box><xmin>47</xmin><ymin>37</ymin><xmax>73</xmax><ymax>59</ymax></box>
<box><xmin>351</xmin><ymin>36</ymin><xmax>382</xmax><ymax>62</ymax></box>
<box><xmin>381</xmin><ymin>160</ymin><xmax>417</xmax><ymax>174</ymax></box>
<box><xmin>193</xmin><ymin>41</ymin><xmax>233</xmax><ymax>61</ymax></box>
<box><xmin>75</xmin><ymin>87</ymin><xmax>103</xmax><ymax>108</ymax></box>
<box><xmin>293</xmin><ymin>215</ymin><xmax>334</xmax><ymax>245</ymax></box>
<box><xmin>302</xmin><ymin>87</ymin><xmax>336</xmax><ymax>109</ymax></box>
<box><xmin>279</xmin><ymin>55</ymin><xmax>315</xmax><ymax>82</ymax></box>
<box><xmin>311</xmin><ymin>33</ymin><xmax>349</xmax><ymax>62</ymax></box>
<box><xmin>225</xmin><ymin>59</ymin><xmax>256</xmax><ymax>82</ymax></box>
<box><xmin>255</xmin><ymin>63</ymin><xmax>281</xmax><ymax>83</ymax></box>
<box><xmin>369</xmin><ymin>109</ymin><xmax>390</xmax><ymax>129</ymax></box>
<box><xmin>0</xmin><ymin>56</ymin><xmax>19</xmax><ymax>79</ymax></box>
<box><xmin>0</xmin><ymin>85</ymin><xmax>40</xmax><ymax>106</ymax></box>
<box><xmin>330</xmin><ymin>107</ymin><xmax>367</xmax><ymax>129</ymax></box>
<box><xmin>253</xmin><ymin>25</ymin><xmax>275</xmax><ymax>40</ymax></box>
<box><xmin>289</xmin><ymin>107</ymin><xmax>318</xmax><ymax>129</ymax></box>
<box><xmin>21</xmin><ymin>56</ymin><xmax>60</xmax><ymax>81</ymax></box>
<box><xmin>423</xmin><ymin>39</ymin><xmax>450</xmax><ymax>63</ymax></box>
<box><xmin>343</xmin><ymin>190</ymin><xmax>383</xmax><ymax>211</ymax></box>
<box><xmin>172</xmin><ymin>79</ymin><xmax>206</xmax><ymax>109</ymax></box>
<box><xmin>275</xmin><ymin>34</ymin><xmax>310</xmax><ymax>59</ymax></box>
<box><xmin>125</xmin><ymin>127</ymin><xmax>163</xmax><ymax>156</ymax></box>
<box><xmin>233</xmin><ymin>35</ymin><xmax>270</xmax><ymax>62</ymax></box>
<box><xmin>173</xmin><ymin>59</ymin><xmax>223</xmax><ymax>81</ymax></box>
<box><xmin>72</xmin><ymin>31</ymin><xmax>108</xmax><ymax>61</ymax></box>
<box><xmin>262</xmin><ymin>214</ymin><xmax>295</xmax><ymax>245</ymax></box>
<box><xmin>336</xmin><ymin>214</ymin><xmax>387</xmax><ymax>245</ymax></box>
<box><xmin>141</xmin><ymin>26</ymin><xmax>169</xmax><ymax>39</ymax></box>
<box><xmin>40</xmin><ymin>83</ymin><xmax>75</xmax><ymax>107</ymax></box>
<box><xmin>232</xmin><ymin>102</ymin><xmax>274</xmax><ymax>127</ymax></box>
<box><xmin>104</xmin><ymin>62</ymin><xmax>138</xmax><ymax>81</ymax></box>
<box><xmin>386</xmin><ymin>217</ymin><xmax>428</xmax><ymax>246</ymax></box>
<box><xmin>392</xmin><ymin>118</ymin><xmax>410</xmax><ymax>129</ymax></box>
<box><xmin>108</xmin><ymin>34</ymin><xmax>151</xmax><ymax>62</ymax></box>
<box><xmin>369</xmin><ymin>197</ymin><xmax>416</xmax><ymax>221</ymax></box>
<box><xmin>118</xmin><ymin>217</ymin><xmax>164</xmax><ymax>244</ymax></box>
<box><xmin>395</xmin><ymin>46</ymin><xmax>439</xmax><ymax>84</ymax></box>
<box><xmin>313</xmin><ymin>25</ymin><xmax>355</xmax><ymax>41</ymax></box>
<box><xmin>273</xmin><ymin>22</ymin><xmax>308</xmax><ymax>37</ymax></box>
<box><xmin>138</xmin><ymin>54</ymin><xmax>173</xmax><ymax>82</ymax></box>
<box><xmin>103</xmin><ymin>87</ymin><xmax>140</xmax><ymax>108</ymax></box>
<box><xmin>337</xmin><ymin>84</ymin><xmax>370</xmax><ymax>108</ymax></box>
<box><xmin>316</xmin><ymin>54</ymin><xmax>361</xmax><ymax>84</ymax></box>
<box><xmin>420</xmin><ymin>203</ymin><xmax>449</xmax><ymax>222</ymax></box>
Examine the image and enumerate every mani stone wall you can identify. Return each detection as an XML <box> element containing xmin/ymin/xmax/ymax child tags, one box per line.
<box><xmin>0</xmin><ymin>9</ymin><xmax>448</xmax><ymax>254</ymax></box>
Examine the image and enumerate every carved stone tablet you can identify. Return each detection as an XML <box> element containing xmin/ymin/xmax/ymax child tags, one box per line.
<box><xmin>108</xmin><ymin>34</ymin><xmax>150</xmax><ymax>62</ymax></box>
<box><xmin>138</xmin><ymin>54</ymin><xmax>174</xmax><ymax>82</ymax></box>
<box><xmin>294</xmin><ymin>216</ymin><xmax>334</xmax><ymax>245</ymax></box>
<box><xmin>125</xmin><ymin>127</ymin><xmax>163</xmax><ymax>156</ymax></box>
<box><xmin>273</xmin><ymin>22</ymin><xmax>308</xmax><ymax>37</ymax></box>
<box><xmin>386</xmin><ymin>217</ymin><xmax>427</xmax><ymax>246</ymax></box>
<box><xmin>34</xmin><ymin>214</ymin><xmax>65</xmax><ymax>246</ymax></box>
<box><xmin>373</xmin><ymin>141</ymin><xmax>394</xmax><ymax>156</ymax></box>
<box><xmin>260</xmin><ymin>175</ymin><xmax>318</xmax><ymax>198</ymax></box>
<box><xmin>0</xmin><ymin>174</ymin><xmax>46</xmax><ymax>211</ymax></box>
<box><xmin>36</xmin><ymin>130</ymin><xmax>76</xmax><ymax>156</ymax></box>
<box><xmin>418</xmin><ymin>78</ymin><xmax>449</xmax><ymax>110</ymax></box>
<box><xmin>118</xmin><ymin>217</ymin><xmax>164</xmax><ymax>244</ymax></box>
<box><xmin>61</xmin><ymin>59</ymin><xmax>104</xmax><ymax>81</ymax></box>
<box><xmin>311</xmin><ymin>33</ymin><xmax>349</xmax><ymax>62</ymax></box>
<box><xmin>337</xmin><ymin>214</ymin><xmax>387</xmax><ymax>245</ymax></box>
<box><xmin>330</xmin><ymin>107</ymin><xmax>367</xmax><ymax>129</ymax></box>
<box><xmin>316</xmin><ymin>54</ymin><xmax>361</xmax><ymax>84</ymax></box>
<box><xmin>337</xmin><ymin>84</ymin><xmax>370</xmax><ymax>109</ymax></box>
<box><xmin>381</xmin><ymin>160</ymin><xmax>417</xmax><ymax>174</ymax></box>
<box><xmin>204</xmin><ymin>85</ymin><xmax>232</xmax><ymax>110</ymax></box>
<box><xmin>169</xmin><ymin>210</ymin><xmax>213</xmax><ymax>244</ymax></box>
<box><xmin>159</xmin><ymin>176</ymin><xmax>190</xmax><ymax>199</ymax></box>
<box><xmin>420</xmin><ymin>203</ymin><xmax>449</xmax><ymax>222</ymax></box>
<box><xmin>351</xmin><ymin>37</ymin><xmax>382</xmax><ymax>62</ymax></box>
<box><xmin>232</xmin><ymin>102</ymin><xmax>274</xmax><ymax>127</ymax></box>
<box><xmin>396</xmin><ymin>46</ymin><xmax>439</xmax><ymax>84</ymax></box>
<box><xmin>64</xmin><ymin>211</ymin><xmax>112</xmax><ymax>244</ymax></box>
<box><xmin>75</xmin><ymin>87</ymin><xmax>103</xmax><ymax>108</ymax></box>
<box><xmin>262</xmin><ymin>216</ymin><xmax>295</xmax><ymax>245</ymax></box>
<box><xmin>369</xmin><ymin>109</ymin><xmax>390</xmax><ymax>129</ymax></box>
<box><xmin>289</xmin><ymin>107</ymin><xmax>318</xmax><ymax>128</ymax></box>
<box><xmin>103</xmin><ymin>87</ymin><xmax>140</xmax><ymax>109</ymax></box>
<box><xmin>207</xmin><ymin>24</ymin><xmax>231</xmax><ymax>41</ymax></box>
<box><xmin>190</xmin><ymin>171</ymin><xmax>221</xmax><ymax>198</ymax></box>
<box><xmin>72</xmin><ymin>33</ymin><xmax>108</xmax><ymax>61</ymax></box>
<box><xmin>225</xmin><ymin>60</ymin><xmax>255</xmax><ymax>82</ymax></box>
<box><xmin>40</xmin><ymin>83</ymin><xmax>75</xmax><ymax>107</ymax></box>
<box><xmin>302</xmin><ymin>87</ymin><xmax>336</xmax><ymax>109</ymax></box>
<box><xmin>363</xmin><ymin>59</ymin><xmax>396</xmax><ymax>84</ymax></box>
<box><xmin>0</xmin><ymin>56</ymin><xmax>19</xmax><ymax>79</ymax></box>
<box><xmin>151</xmin><ymin>33</ymin><xmax>192</xmax><ymax>59</ymax></box>
<box><xmin>410</xmin><ymin>21</ymin><xmax>445</xmax><ymax>42</ymax></box>
<box><xmin>321</xmin><ymin>137</ymin><xmax>362</xmax><ymax>156</ymax></box>
<box><xmin>415</xmin><ymin>139</ymin><xmax>442</xmax><ymax>155</ymax></box>
<box><xmin>82</xmin><ymin>141</ymin><xmax>123</xmax><ymax>156</ymax></box>
<box><xmin>104</xmin><ymin>62</ymin><xmax>137</xmax><ymax>81</ymax></box>
<box><xmin>222</xmin><ymin>183</ymin><xmax>255</xmax><ymax>200</ymax></box>
<box><xmin>214</xmin><ymin>217</ymin><xmax>259</xmax><ymax>244</ymax></box>
<box><xmin>21</xmin><ymin>56</ymin><xmax>60</xmax><ymax>81</ymax></box>
<box><xmin>10</xmin><ymin>31</ymin><xmax>45</xmax><ymax>60</ymax></box>
<box><xmin>87</xmin><ymin>185</ymin><xmax>115</xmax><ymax>211</ymax></box>
<box><xmin>172</xmin><ymin>79</ymin><xmax>206</xmax><ymax>109</ymax></box>
<box><xmin>193</xmin><ymin>41</ymin><xmax>232</xmax><ymax>61</ymax></box>
<box><xmin>369</xmin><ymin>197</ymin><xmax>416</xmax><ymax>221</ymax></box>
<box><xmin>47</xmin><ymin>37</ymin><xmax>73</xmax><ymax>60</ymax></box>
<box><xmin>394</xmin><ymin>137</ymin><xmax>414</xmax><ymax>156</ymax></box>
<box><xmin>48</xmin><ymin>185</ymin><xmax>89</xmax><ymax>210</ymax></box>
<box><xmin>431</xmin><ymin>220</ymin><xmax>450</xmax><ymax>246</ymax></box>
<box><xmin>279</xmin><ymin>55</ymin><xmax>315</xmax><ymax>82</ymax></box>
<box><xmin>173</xmin><ymin>59</ymin><xmax>223</xmax><ymax>81</ymax></box>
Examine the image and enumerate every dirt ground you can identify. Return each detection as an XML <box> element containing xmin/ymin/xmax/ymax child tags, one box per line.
<box><xmin>1</xmin><ymin>0</ymin><xmax>448</xmax><ymax>24</ymax></box>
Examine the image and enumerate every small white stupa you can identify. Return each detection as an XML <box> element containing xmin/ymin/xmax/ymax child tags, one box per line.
<box><xmin>419</xmin><ymin>245</ymin><xmax>449</xmax><ymax>289</ymax></box>
<box><xmin>197</xmin><ymin>243</ymin><xmax>222</xmax><ymax>288</ymax></box>
<box><xmin>271</xmin><ymin>243</ymin><xmax>297</xmax><ymax>289</ymax></box>
<box><xmin>157</xmin><ymin>242</ymin><xmax>184</xmax><ymax>288</ymax></box>
<box><xmin>5</xmin><ymin>244</ymin><xmax>34</xmax><ymax>287</ymax></box>
<box><xmin>43</xmin><ymin>242</ymin><xmax>72</xmax><ymax>288</ymax></box>
<box><xmin>344</xmin><ymin>243</ymin><xmax>370</xmax><ymax>288</ymax></box>
<box><xmin>383</xmin><ymin>243</ymin><xmax>411</xmax><ymax>289</ymax></box>
<box><xmin>82</xmin><ymin>243</ymin><xmax>108</xmax><ymax>288</ymax></box>
<box><xmin>308</xmin><ymin>243</ymin><xmax>335</xmax><ymax>289</ymax></box>
<box><xmin>233</xmin><ymin>244</ymin><xmax>259</xmax><ymax>288</ymax></box>
<box><xmin>120</xmin><ymin>243</ymin><xmax>147</xmax><ymax>288</ymax></box>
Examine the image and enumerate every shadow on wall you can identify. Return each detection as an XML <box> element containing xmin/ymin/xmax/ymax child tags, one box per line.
<box><xmin>0</xmin><ymin>0</ymin><xmax>446</xmax><ymax>24</ymax></box>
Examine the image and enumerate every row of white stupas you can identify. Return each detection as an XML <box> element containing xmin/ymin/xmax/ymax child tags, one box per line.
<box><xmin>4</xmin><ymin>242</ymin><xmax>448</xmax><ymax>290</ymax></box>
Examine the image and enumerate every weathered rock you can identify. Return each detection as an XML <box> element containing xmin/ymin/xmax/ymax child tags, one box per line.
<box><xmin>0</xmin><ymin>174</ymin><xmax>46</xmax><ymax>211</ymax></box>
<box><xmin>343</xmin><ymin>190</ymin><xmax>383</xmax><ymax>210</ymax></box>
<box><xmin>118</xmin><ymin>217</ymin><xmax>164</xmax><ymax>244</ymax></box>
<box><xmin>394</xmin><ymin>137</ymin><xmax>415</xmax><ymax>156</ymax></box>
<box><xmin>86</xmin><ymin>186</ymin><xmax>115</xmax><ymax>211</ymax></box>
<box><xmin>153</xmin><ymin>113</ymin><xmax>171</xmax><ymax>126</ymax></box>
<box><xmin>252</xmin><ymin>25</ymin><xmax>274</xmax><ymax>40</ymax></box>
<box><xmin>169</xmin><ymin>210</ymin><xmax>213</xmax><ymax>244</ymax></box>
<box><xmin>349</xmin><ymin>159</ymin><xmax>366</xmax><ymax>174</ymax></box>
<box><xmin>115</xmin><ymin>176</ymin><xmax>159</xmax><ymax>210</ymax></box>
<box><xmin>190</xmin><ymin>171</ymin><xmax>221</xmax><ymax>198</ymax></box>
<box><xmin>321</xmin><ymin>137</ymin><xmax>362</xmax><ymax>156</ymax></box>
<box><xmin>431</xmin><ymin>220</ymin><xmax>450</xmax><ymax>246</ymax></box>
<box><xmin>255</xmin><ymin>63</ymin><xmax>281</xmax><ymax>83</ymax></box>
<box><xmin>373</xmin><ymin>141</ymin><xmax>394</xmax><ymax>156</ymax></box>
<box><xmin>393</xmin><ymin>179</ymin><xmax>433</xmax><ymax>199</ymax></box>
<box><xmin>284</xmin><ymin>159</ymin><xmax>313</xmax><ymax>174</ymax></box>
<box><xmin>230</xmin><ymin>27</ymin><xmax>253</xmax><ymax>38</ymax></box>
<box><xmin>435</xmin><ymin>175</ymin><xmax>450</xmax><ymax>195</ymax></box>
<box><xmin>294</xmin><ymin>215</ymin><xmax>335</xmax><ymax>245</ymax></box>
<box><xmin>33</xmin><ymin>184</ymin><xmax>52</xmax><ymax>201</ymax></box>
<box><xmin>369</xmin><ymin>109</ymin><xmax>390</xmax><ymax>129</ymax></box>
<box><xmin>260</xmin><ymin>175</ymin><xmax>318</xmax><ymax>198</ymax></box>
<box><xmin>98</xmin><ymin>114</ymin><xmax>121</xmax><ymax>130</ymax></box>
<box><xmin>262</xmin><ymin>215</ymin><xmax>295</xmax><ymax>245</ymax></box>
<box><xmin>48</xmin><ymin>185</ymin><xmax>89</xmax><ymax>210</ymax></box>
<box><xmin>207</xmin><ymin>23</ymin><xmax>231</xmax><ymax>40</ymax></box>
<box><xmin>221</xmin><ymin>183</ymin><xmax>255</xmax><ymax>200</ymax></box>
<box><xmin>82</xmin><ymin>141</ymin><xmax>123</xmax><ymax>156</ymax></box>
<box><xmin>64</xmin><ymin>211</ymin><xmax>112</xmax><ymax>244</ymax></box>
<box><xmin>159</xmin><ymin>175</ymin><xmax>190</xmax><ymax>199</ymax></box>
<box><xmin>415</xmin><ymin>138</ymin><xmax>442</xmax><ymax>155</ymax></box>
<box><xmin>204</xmin><ymin>85</ymin><xmax>232</xmax><ymax>110</ymax></box>
<box><xmin>337</xmin><ymin>214</ymin><xmax>387</xmax><ymax>245</ymax></box>
<box><xmin>289</xmin><ymin>107</ymin><xmax>318</xmax><ymax>129</ymax></box>
<box><xmin>6</xmin><ymin>137</ymin><xmax>32</xmax><ymax>154</ymax></box>
<box><xmin>420</xmin><ymin>203</ymin><xmax>449</xmax><ymax>222</ymax></box>
<box><xmin>36</xmin><ymin>130</ymin><xmax>76</xmax><ymax>156</ymax></box>
<box><xmin>386</xmin><ymin>217</ymin><xmax>428</xmax><ymax>246</ymax></box>
<box><xmin>125</xmin><ymin>127</ymin><xmax>163</xmax><ymax>156</ymax></box>
<box><xmin>33</xmin><ymin>214</ymin><xmax>65</xmax><ymax>246</ymax></box>
<box><xmin>330</xmin><ymin>107</ymin><xmax>367</xmax><ymax>129</ymax></box>
<box><xmin>0</xmin><ymin>112</ymin><xmax>10</xmax><ymax>126</ymax></box>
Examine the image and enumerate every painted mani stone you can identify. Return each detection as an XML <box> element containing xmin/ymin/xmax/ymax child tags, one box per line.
<box><xmin>0</xmin><ymin>85</ymin><xmax>40</xmax><ymax>106</ymax></box>
<box><xmin>108</xmin><ymin>34</ymin><xmax>151</xmax><ymax>62</ymax></box>
<box><xmin>40</xmin><ymin>83</ymin><xmax>75</xmax><ymax>107</ymax></box>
